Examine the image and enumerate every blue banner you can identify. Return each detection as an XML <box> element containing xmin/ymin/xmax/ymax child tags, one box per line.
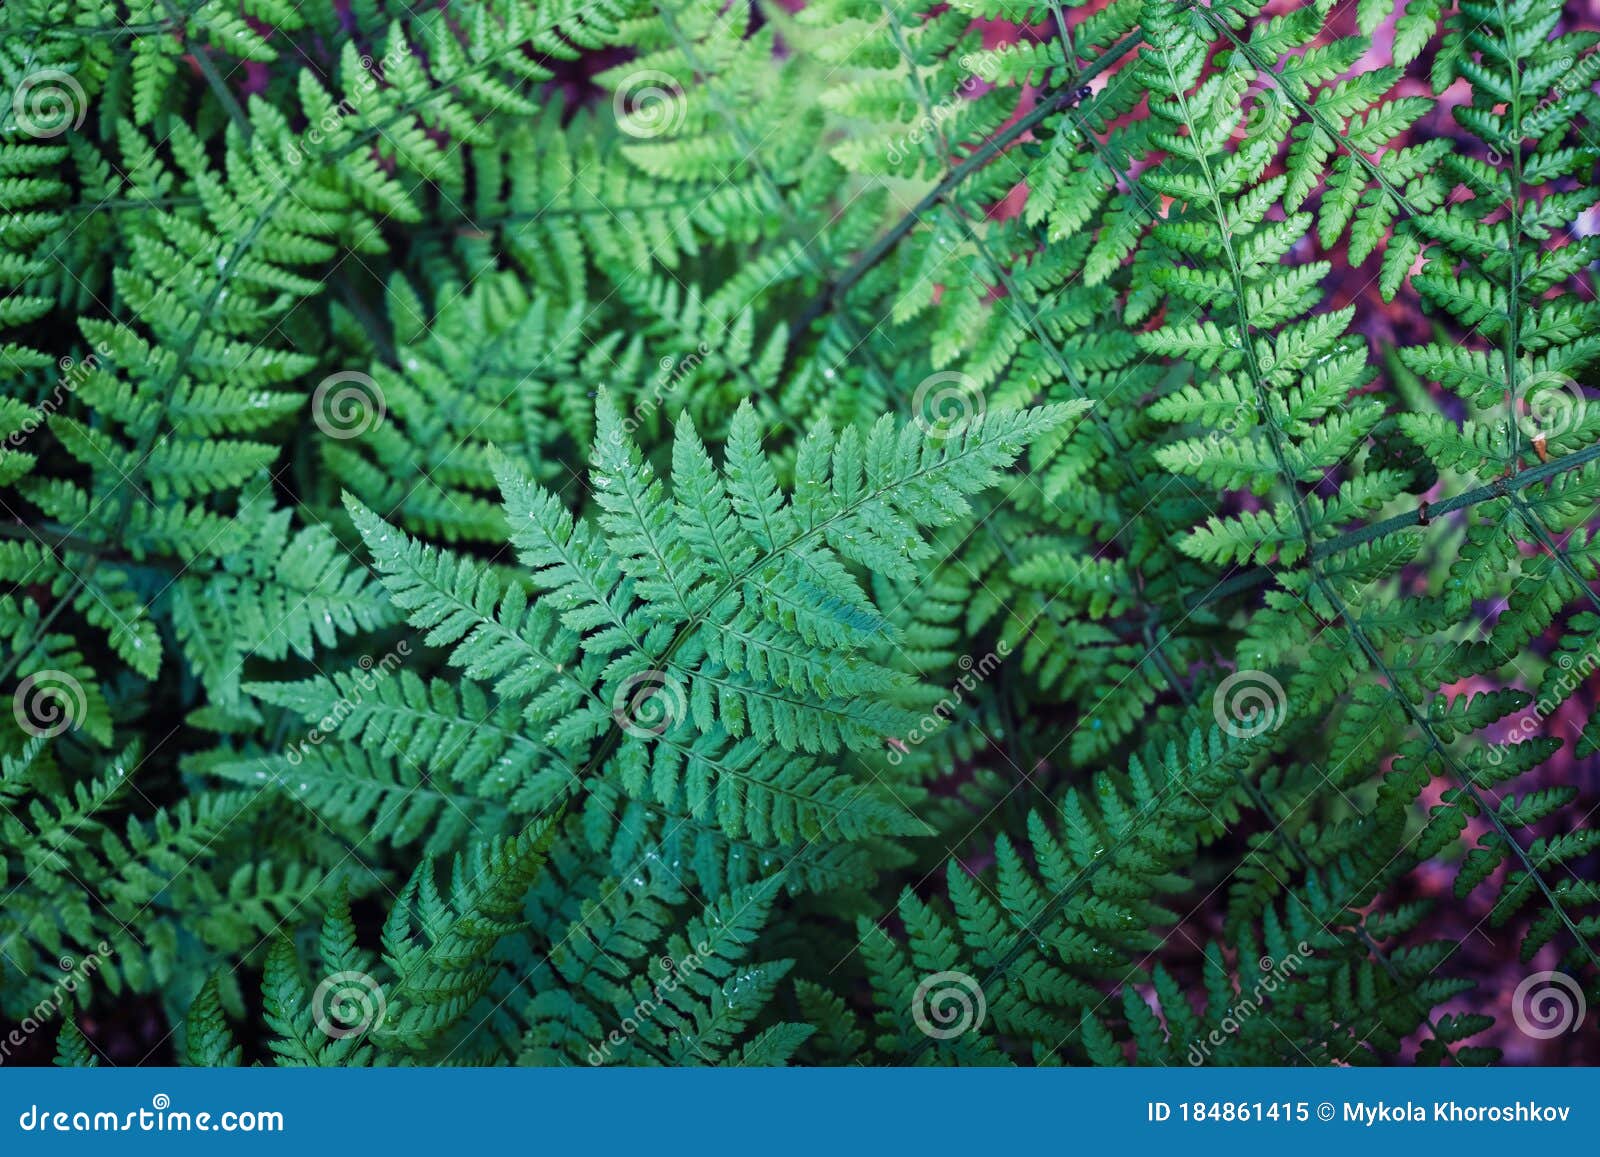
<box><xmin>0</xmin><ymin>1068</ymin><xmax>1592</xmax><ymax>1154</ymax></box>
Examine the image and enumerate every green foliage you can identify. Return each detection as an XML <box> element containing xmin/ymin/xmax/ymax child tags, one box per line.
<box><xmin>7</xmin><ymin>0</ymin><xmax>1599</xmax><ymax>1068</ymax></box>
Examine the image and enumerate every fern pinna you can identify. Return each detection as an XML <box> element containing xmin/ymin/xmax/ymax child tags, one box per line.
<box><xmin>0</xmin><ymin>0</ymin><xmax>1597</xmax><ymax>1067</ymax></box>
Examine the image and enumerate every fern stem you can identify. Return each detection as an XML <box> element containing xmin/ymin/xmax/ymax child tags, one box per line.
<box><xmin>904</xmin><ymin>722</ymin><xmax>1258</xmax><ymax>1063</ymax></box>
<box><xmin>6</xmin><ymin>8</ymin><xmax>586</xmax><ymax>689</ymax></box>
<box><xmin>1165</xmin><ymin>42</ymin><xmax>1600</xmax><ymax>977</ymax></box>
<box><xmin>1190</xmin><ymin>8</ymin><xmax>1418</xmax><ymax>213</ymax></box>
<box><xmin>52</xmin><ymin>197</ymin><xmax>205</xmax><ymax>215</ymax></box>
<box><xmin>1323</xmin><ymin>581</ymin><xmax>1600</xmax><ymax>976</ymax></box>
<box><xmin>649</xmin><ymin>2</ymin><xmax>1126</xmax><ymax>742</ymax></box>
<box><xmin>878</xmin><ymin>15</ymin><xmax>1202</xmax><ymax>724</ymax></box>
<box><xmin>1155</xmin><ymin>56</ymin><xmax>1445</xmax><ymax>1045</ymax></box>
<box><xmin>162</xmin><ymin>0</ymin><xmax>250</xmax><ymax>135</ymax></box>
<box><xmin>1498</xmin><ymin>0</ymin><xmax>1528</xmax><ymax>471</ymax></box>
<box><xmin>1185</xmin><ymin>440</ymin><xmax>1600</xmax><ymax>609</ymax></box>
<box><xmin>943</xmin><ymin>211</ymin><xmax>1198</xmax><ymax>708</ymax></box>
<box><xmin>873</xmin><ymin>10</ymin><xmax>1198</xmax><ymax>715</ymax></box>
<box><xmin>918</xmin><ymin>25</ymin><xmax>1413</xmax><ymax>1029</ymax></box>
<box><xmin>787</xmin><ymin>30</ymin><xmax>1144</xmax><ymax>341</ymax></box>
<box><xmin>1482</xmin><ymin>5</ymin><xmax>1600</xmax><ymax>617</ymax></box>
<box><xmin>0</xmin><ymin>520</ymin><xmax>143</xmax><ymax>563</ymax></box>
<box><xmin>7</xmin><ymin>14</ymin><xmax>194</xmax><ymax>40</ymax></box>
<box><xmin>1192</xmin><ymin>0</ymin><xmax>1600</xmax><ymax>622</ymax></box>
